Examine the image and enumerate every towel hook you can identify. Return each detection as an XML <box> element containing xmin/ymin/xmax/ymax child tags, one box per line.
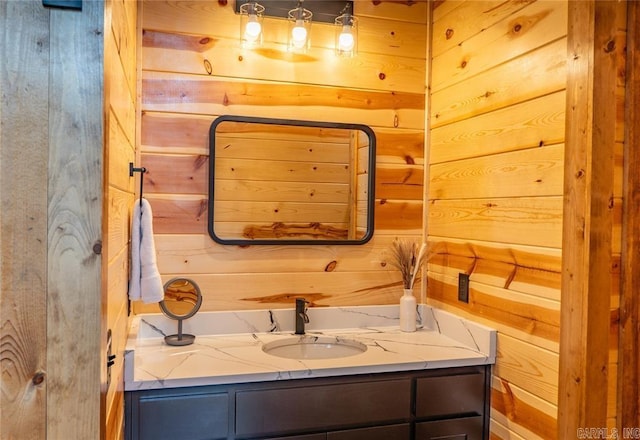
<box><xmin>129</xmin><ymin>162</ymin><xmax>147</xmax><ymax>208</ymax></box>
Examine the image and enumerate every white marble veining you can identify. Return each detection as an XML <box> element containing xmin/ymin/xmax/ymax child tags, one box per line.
<box><xmin>124</xmin><ymin>305</ymin><xmax>496</xmax><ymax>391</ymax></box>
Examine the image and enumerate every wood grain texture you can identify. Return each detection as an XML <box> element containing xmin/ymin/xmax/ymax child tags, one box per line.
<box><xmin>491</xmin><ymin>377</ymin><xmax>557</xmax><ymax>440</ymax></box>
<box><xmin>431</xmin><ymin>0</ymin><xmax>535</xmax><ymax>58</ymax></box>
<box><xmin>618</xmin><ymin>0</ymin><xmax>639</xmax><ymax>431</ymax></box>
<box><xmin>133</xmin><ymin>270</ymin><xmax>412</xmax><ymax>314</ymax></box>
<box><xmin>430</xmin><ymin>91</ymin><xmax>566</xmax><ymax>164</ymax></box>
<box><xmin>142</xmin><ymin>0</ymin><xmax>428</xmax><ymax>54</ymax></box>
<box><xmin>428</xmin><ymin>275</ymin><xmax>559</xmax><ymax>344</ymax></box>
<box><xmin>494</xmin><ymin>333</ymin><xmax>559</xmax><ymax>405</ymax></box>
<box><xmin>427</xmin><ymin>238</ymin><xmax>562</xmax><ymax>301</ymax></box>
<box><xmin>429</xmin><ymin>197</ymin><xmax>563</xmax><ymax>248</ymax></box>
<box><xmin>136</xmin><ymin>0</ymin><xmax>428</xmax><ymax>313</ymax></box>
<box><xmin>427</xmin><ymin>1</ymin><xmax>570</xmax><ymax>437</ymax></box>
<box><xmin>354</xmin><ymin>0</ymin><xmax>428</xmax><ymax>24</ymax></box>
<box><xmin>142</xmin><ymin>26</ymin><xmax>427</xmax><ymax>93</ymax></box>
<box><xmin>431</xmin><ymin>38</ymin><xmax>567</xmax><ymax>128</ymax></box>
<box><xmin>103</xmin><ymin>0</ymin><xmax>138</xmax><ymax>435</ymax></box>
<box><xmin>46</xmin><ymin>2</ymin><xmax>104</xmax><ymax>438</ymax></box>
<box><xmin>0</xmin><ymin>2</ymin><xmax>49</xmax><ymax>438</ymax></box>
<box><xmin>431</xmin><ymin>0</ymin><xmax>568</xmax><ymax>92</ymax></box>
<box><xmin>141</xmin><ymin>72</ymin><xmax>426</xmax><ymax>130</ymax></box>
<box><xmin>153</xmin><ymin>234</ymin><xmax>412</xmax><ymax>275</ymax></box>
<box><xmin>558</xmin><ymin>0</ymin><xmax>618</xmax><ymax>436</ymax></box>
<box><xmin>140</xmin><ymin>112</ymin><xmax>425</xmax><ymax>165</ymax></box>
<box><xmin>429</xmin><ymin>145</ymin><xmax>564</xmax><ymax>200</ymax></box>
<box><xmin>376</xmin><ymin>165</ymin><xmax>424</xmax><ymax>200</ymax></box>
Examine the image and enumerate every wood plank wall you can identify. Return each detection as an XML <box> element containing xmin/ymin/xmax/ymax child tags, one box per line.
<box><xmin>426</xmin><ymin>1</ymin><xmax>627</xmax><ymax>438</ymax></box>
<box><xmin>104</xmin><ymin>0</ymin><xmax>138</xmax><ymax>438</ymax></box>
<box><xmin>611</xmin><ymin>0</ymin><xmax>628</xmax><ymax>431</ymax></box>
<box><xmin>1</xmin><ymin>3</ymin><xmax>50</xmax><ymax>437</ymax></box>
<box><xmin>559</xmin><ymin>0</ymin><xmax>620</xmax><ymax>434</ymax></box>
<box><xmin>619</xmin><ymin>0</ymin><xmax>640</xmax><ymax>431</ymax></box>
<box><xmin>2</xmin><ymin>1</ymin><xmax>106</xmax><ymax>439</ymax></box>
<box><xmin>134</xmin><ymin>0</ymin><xmax>428</xmax><ymax>314</ymax></box>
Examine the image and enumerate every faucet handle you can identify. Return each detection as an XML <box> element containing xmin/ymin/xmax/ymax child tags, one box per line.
<box><xmin>296</xmin><ymin>298</ymin><xmax>310</xmax><ymax>319</ymax></box>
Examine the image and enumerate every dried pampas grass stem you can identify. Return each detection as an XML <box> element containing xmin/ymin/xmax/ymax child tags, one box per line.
<box><xmin>389</xmin><ymin>239</ymin><xmax>429</xmax><ymax>289</ymax></box>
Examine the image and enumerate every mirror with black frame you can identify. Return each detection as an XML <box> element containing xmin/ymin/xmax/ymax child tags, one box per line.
<box><xmin>159</xmin><ymin>278</ymin><xmax>203</xmax><ymax>346</ymax></box>
<box><xmin>208</xmin><ymin>115</ymin><xmax>376</xmax><ymax>245</ymax></box>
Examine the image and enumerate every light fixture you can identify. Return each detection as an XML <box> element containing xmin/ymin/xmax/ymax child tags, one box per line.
<box><xmin>239</xmin><ymin>1</ymin><xmax>265</xmax><ymax>48</ymax></box>
<box><xmin>334</xmin><ymin>3</ymin><xmax>357</xmax><ymax>57</ymax></box>
<box><xmin>235</xmin><ymin>1</ymin><xmax>354</xmax><ymax>55</ymax></box>
<box><xmin>287</xmin><ymin>1</ymin><xmax>312</xmax><ymax>53</ymax></box>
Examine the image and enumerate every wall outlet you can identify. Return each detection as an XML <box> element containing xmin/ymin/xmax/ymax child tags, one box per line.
<box><xmin>458</xmin><ymin>273</ymin><xmax>470</xmax><ymax>303</ymax></box>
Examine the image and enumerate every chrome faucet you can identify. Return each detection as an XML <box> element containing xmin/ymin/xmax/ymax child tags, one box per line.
<box><xmin>295</xmin><ymin>298</ymin><xmax>310</xmax><ymax>335</ymax></box>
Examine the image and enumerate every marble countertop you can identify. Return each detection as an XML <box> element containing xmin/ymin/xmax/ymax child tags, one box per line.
<box><xmin>124</xmin><ymin>305</ymin><xmax>496</xmax><ymax>391</ymax></box>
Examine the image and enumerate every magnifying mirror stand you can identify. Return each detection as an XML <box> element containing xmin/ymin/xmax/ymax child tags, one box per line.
<box><xmin>165</xmin><ymin>319</ymin><xmax>196</xmax><ymax>346</ymax></box>
<box><xmin>159</xmin><ymin>277</ymin><xmax>203</xmax><ymax>346</ymax></box>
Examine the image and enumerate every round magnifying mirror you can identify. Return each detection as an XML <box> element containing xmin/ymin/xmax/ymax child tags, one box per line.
<box><xmin>159</xmin><ymin>277</ymin><xmax>203</xmax><ymax>346</ymax></box>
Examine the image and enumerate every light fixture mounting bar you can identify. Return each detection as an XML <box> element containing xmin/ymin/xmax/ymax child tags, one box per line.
<box><xmin>235</xmin><ymin>0</ymin><xmax>354</xmax><ymax>24</ymax></box>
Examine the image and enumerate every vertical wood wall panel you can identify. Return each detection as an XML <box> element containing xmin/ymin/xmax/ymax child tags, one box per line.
<box><xmin>619</xmin><ymin>0</ymin><xmax>639</xmax><ymax>431</ymax></box>
<box><xmin>610</xmin><ymin>0</ymin><xmax>628</xmax><ymax>431</ymax></box>
<box><xmin>46</xmin><ymin>1</ymin><xmax>104</xmax><ymax>438</ymax></box>
<box><xmin>104</xmin><ymin>0</ymin><xmax>137</xmax><ymax>438</ymax></box>
<box><xmin>0</xmin><ymin>2</ymin><xmax>49</xmax><ymax>438</ymax></box>
<box><xmin>558</xmin><ymin>1</ymin><xmax>618</xmax><ymax>435</ymax></box>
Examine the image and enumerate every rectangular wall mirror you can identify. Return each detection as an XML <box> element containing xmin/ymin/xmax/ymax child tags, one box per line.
<box><xmin>208</xmin><ymin>115</ymin><xmax>376</xmax><ymax>245</ymax></box>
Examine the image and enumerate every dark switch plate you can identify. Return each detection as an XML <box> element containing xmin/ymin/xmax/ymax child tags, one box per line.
<box><xmin>458</xmin><ymin>273</ymin><xmax>470</xmax><ymax>303</ymax></box>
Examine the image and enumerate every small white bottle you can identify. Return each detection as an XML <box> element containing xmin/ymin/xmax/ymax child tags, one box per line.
<box><xmin>400</xmin><ymin>288</ymin><xmax>417</xmax><ymax>332</ymax></box>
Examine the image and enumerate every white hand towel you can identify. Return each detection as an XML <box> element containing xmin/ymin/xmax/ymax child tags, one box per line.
<box><xmin>128</xmin><ymin>198</ymin><xmax>164</xmax><ymax>303</ymax></box>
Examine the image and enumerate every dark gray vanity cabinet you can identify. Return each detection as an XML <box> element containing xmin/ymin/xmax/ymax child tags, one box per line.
<box><xmin>268</xmin><ymin>424</ymin><xmax>411</xmax><ymax>440</ymax></box>
<box><xmin>235</xmin><ymin>378</ymin><xmax>411</xmax><ymax>437</ymax></box>
<box><xmin>125</xmin><ymin>366</ymin><xmax>490</xmax><ymax>440</ymax></box>
<box><xmin>126</xmin><ymin>388</ymin><xmax>230</xmax><ymax>440</ymax></box>
<box><xmin>416</xmin><ymin>417</ymin><xmax>484</xmax><ymax>440</ymax></box>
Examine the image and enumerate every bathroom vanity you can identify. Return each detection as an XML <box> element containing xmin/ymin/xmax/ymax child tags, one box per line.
<box><xmin>124</xmin><ymin>305</ymin><xmax>496</xmax><ymax>440</ymax></box>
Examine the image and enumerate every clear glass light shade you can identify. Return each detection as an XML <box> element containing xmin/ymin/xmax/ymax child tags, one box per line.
<box><xmin>287</xmin><ymin>7</ymin><xmax>312</xmax><ymax>52</ymax></box>
<box><xmin>239</xmin><ymin>2</ymin><xmax>264</xmax><ymax>48</ymax></box>
<box><xmin>335</xmin><ymin>13</ymin><xmax>357</xmax><ymax>57</ymax></box>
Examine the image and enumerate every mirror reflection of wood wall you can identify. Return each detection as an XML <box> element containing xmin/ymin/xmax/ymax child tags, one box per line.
<box><xmin>213</xmin><ymin>120</ymin><xmax>370</xmax><ymax>241</ymax></box>
<box><xmin>164</xmin><ymin>279</ymin><xmax>200</xmax><ymax>316</ymax></box>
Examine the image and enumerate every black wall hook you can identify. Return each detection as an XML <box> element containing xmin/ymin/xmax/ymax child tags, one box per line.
<box><xmin>129</xmin><ymin>162</ymin><xmax>147</xmax><ymax>177</ymax></box>
<box><xmin>129</xmin><ymin>162</ymin><xmax>147</xmax><ymax>208</ymax></box>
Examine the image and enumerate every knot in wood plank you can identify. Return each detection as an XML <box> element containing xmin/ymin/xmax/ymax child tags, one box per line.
<box><xmin>203</xmin><ymin>59</ymin><xmax>213</xmax><ymax>75</ymax></box>
<box><xmin>604</xmin><ymin>39</ymin><xmax>616</xmax><ymax>53</ymax></box>
<box><xmin>32</xmin><ymin>372</ymin><xmax>45</xmax><ymax>387</ymax></box>
<box><xmin>324</xmin><ymin>261</ymin><xmax>337</xmax><ymax>272</ymax></box>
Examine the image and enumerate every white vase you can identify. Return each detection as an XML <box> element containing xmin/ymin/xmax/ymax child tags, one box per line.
<box><xmin>399</xmin><ymin>288</ymin><xmax>417</xmax><ymax>332</ymax></box>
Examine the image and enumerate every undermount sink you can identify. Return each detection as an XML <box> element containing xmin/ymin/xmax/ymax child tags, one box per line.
<box><xmin>262</xmin><ymin>336</ymin><xmax>367</xmax><ymax>360</ymax></box>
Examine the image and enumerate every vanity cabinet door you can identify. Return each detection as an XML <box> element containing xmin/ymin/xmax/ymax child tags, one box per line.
<box><xmin>127</xmin><ymin>390</ymin><xmax>229</xmax><ymax>440</ymax></box>
<box><xmin>327</xmin><ymin>423</ymin><xmax>411</xmax><ymax>440</ymax></box>
<box><xmin>415</xmin><ymin>371</ymin><xmax>485</xmax><ymax>419</ymax></box>
<box><xmin>235</xmin><ymin>378</ymin><xmax>411</xmax><ymax>437</ymax></box>
<box><xmin>267</xmin><ymin>434</ymin><xmax>327</xmax><ymax>440</ymax></box>
<box><xmin>415</xmin><ymin>416</ymin><xmax>484</xmax><ymax>440</ymax></box>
